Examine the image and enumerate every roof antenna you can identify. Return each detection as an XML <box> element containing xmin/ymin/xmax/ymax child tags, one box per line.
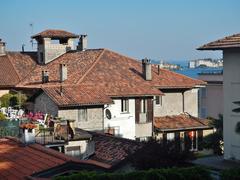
<box><xmin>22</xmin><ymin>44</ymin><xmax>25</xmax><ymax>52</ymax></box>
<box><xmin>29</xmin><ymin>23</ymin><xmax>34</xmax><ymax>49</ymax></box>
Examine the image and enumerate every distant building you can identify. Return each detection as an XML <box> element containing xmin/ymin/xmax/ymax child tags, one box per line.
<box><xmin>198</xmin><ymin>32</ymin><xmax>240</xmax><ymax>161</ymax></box>
<box><xmin>188</xmin><ymin>58</ymin><xmax>223</xmax><ymax>68</ymax></box>
<box><xmin>159</xmin><ymin>60</ymin><xmax>180</xmax><ymax>70</ymax></box>
<box><xmin>198</xmin><ymin>70</ymin><xmax>223</xmax><ymax>119</ymax></box>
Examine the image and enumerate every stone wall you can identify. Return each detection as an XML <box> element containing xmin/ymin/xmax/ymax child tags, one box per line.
<box><xmin>34</xmin><ymin>92</ymin><xmax>58</xmax><ymax>116</ymax></box>
<box><xmin>58</xmin><ymin>107</ymin><xmax>103</xmax><ymax>131</ymax></box>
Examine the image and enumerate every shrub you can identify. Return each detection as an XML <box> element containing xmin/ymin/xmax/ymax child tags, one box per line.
<box><xmin>55</xmin><ymin>166</ymin><xmax>211</xmax><ymax>180</ymax></box>
<box><xmin>130</xmin><ymin>140</ymin><xmax>194</xmax><ymax>170</ymax></box>
<box><xmin>203</xmin><ymin>114</ymin><xmax>223</xmax><ymax>155</ymax></box>
<box><xmin>0</xmin><ymin>92</ymin><xmax>27</xmax><ymax>108</ymax></box>
<box><xmin>0</xmin><ymin>112</ymin><xmax>6</xmax><ymax>120</ymax></box>
<box><xmin>221</xmin><ymin>168</ymin><xmax>240</xmax><ymax>180</ymax></box>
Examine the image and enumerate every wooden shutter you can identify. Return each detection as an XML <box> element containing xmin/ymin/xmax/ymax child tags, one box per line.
<box><xmin>198</xmin><ymin>130</ymin><xmax>203</xmax><ymax>150</ymax></box>
<box><xmin>147</xmin><ymin>98</ymin><xmax>153</xmax><ymax>122</ymax></box>
<box><xmin>135</xmin><ymin>98</ymin><xmax>140</xmax><ymax>123</ymax></box>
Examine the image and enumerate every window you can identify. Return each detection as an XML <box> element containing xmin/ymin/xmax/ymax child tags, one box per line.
<box><xmin>140</xmin><ymin>99</ymin><xmax>148</xmax><ymax>113</ymax></box>
<box><xmin>121</xmin><ymin>99</ymin><xmax>129</xmax><ymax>112</ymax></box>
<box><xmin>78</xmin><ymin>109</ymin><xmax>87</xmax><ymax>122</ymax></box>
<box><xmin>155</xmin><ymin>96</ymin><xmax>162</xmax><ymax>106</ymax></box>
<box><xmin>167</xmin><ymin>133</ymin><xmax>175</xmax><ymax>141</ymax></box>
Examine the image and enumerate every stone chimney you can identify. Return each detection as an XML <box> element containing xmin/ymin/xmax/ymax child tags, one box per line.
<box><xmin>0</xmin><ymin>39</ymin><xmax>6</xmax><ymax>56</ymax></box>
<box><xmin>77</xmin><ymin>34</ymin><xmax>88</xmax><ymax>51</ymax></box>
<box><xmin>31</xmin><ymin>30</ymin><xmax>79</xmax><ymax>64</ymax></box>
<box><xmin>142</xmin><ymin>58</ymin><xmax>152</xmax><ymax>81</ymax></box>
<box><xmin>42</xmin><ymin>70</ymin><xmax>49</xmax><ymax>83</ymax></box>
<box><xmin>60</xmin><ymin>64</ymin><xmax>67</xmax><ymax>82</ymax></box>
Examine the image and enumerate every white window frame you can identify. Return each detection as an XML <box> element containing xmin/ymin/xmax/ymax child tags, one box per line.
<box><xmin>121</xmin><ymin>99</ymin><xmax>129</xmax><ymax>113</ymax></box>
<box><xmin>155</xmin><ymin>96</ymin><xmax>162</xmax><ymax>106</ymax></box>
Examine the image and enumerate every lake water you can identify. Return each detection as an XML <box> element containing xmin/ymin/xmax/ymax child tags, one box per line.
<box><xmin>174</xmin><ymin>67</ymin><xmax>223</xmax><ymax>79</ymax></box>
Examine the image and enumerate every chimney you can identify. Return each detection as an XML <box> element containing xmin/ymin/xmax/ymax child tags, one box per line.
<box><xmin>0</xmin><ymin>39</ymin><xmax>6</xmax><ymax>56</ymax></box>
<box><xmin>142</xmin><ymin>58</ymin><xmax>152</xmax><ymax>81</ymax></box>
<box><xmin>60</xmin><ymin>64</ymin><xmax>67</xmax><ymax>82</ymax></box>
<box><xmin>42</xmin><ymin>70</ymin><xmax>49</xmax><ymax>83</ymax></box>
<box><xmin>77</xmin><ymin>34</ymin><xmax>88</xmax><ymax>51</ymax></box>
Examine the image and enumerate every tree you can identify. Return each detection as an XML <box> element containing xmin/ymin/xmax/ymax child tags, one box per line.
<box><xmin>130</xmin><ymin>139</ymin><xmax>194</xmax><ymax>170</ymax></box>
<box><xmin>0</xmin><ymin>112</ymin><xmax>6</xmax><ymax>120</ymax></box>
<box><xmin>202</xmin><ymin>114</ymin><xmax>223</xmax><ymax>155</ymax></box>
<box><xmin>0</xmin><ymin>92</ymin><xmax>27</xmax><ymax>108</ymax></box>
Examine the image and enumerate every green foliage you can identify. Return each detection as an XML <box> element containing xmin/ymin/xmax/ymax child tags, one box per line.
<box><xmin>55</xmin><ymin>167</ymin><xmax>212</xmax><ymax>180</ymax></box>
<box><xmin>0</xmin><ymin>92</ymin><xmax>27</xmax><ymax>108</ymax></box>
<box><xmin>0</xmin><ymin>112</ymin><xmax>6</xmax><ymax>120</ymax></box>
<box><xmin>203</xmin><ymin>114</ymin><xmax>223</xmax><ymax>155</ymax></box>
<box><xmin>130</xmin><ymin>140</ymin><xmax>194</xmax><ymax>170</ymax></box>
<box><xmin>0</xmin><ymin>93</ymin><xmax>13</xmax><ymax>107</ymax></box>
<box><xmin>221</xmin><ymin>168</ymin><xmax>240</xmax><ymax>180</ymax></box>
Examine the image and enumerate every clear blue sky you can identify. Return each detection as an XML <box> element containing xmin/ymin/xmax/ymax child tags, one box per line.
<box><xmin>1</xmin><ymin>0</ymin><xmax>240</xmax><ymax>62</ymax></box>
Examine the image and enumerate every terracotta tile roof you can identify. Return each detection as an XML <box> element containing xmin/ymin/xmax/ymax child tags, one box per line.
<box><xmin>0</xmin><ymin>137</ymin><xmax>67</xmax><ymax>179</ymax></box>
<box><xmin>19</xmin><ymin>49</ymin><xmax>104</xmax><ymax>87</ymax></box>
<box><xmin>0</xmin><ymin>46</ymin><xmax>204</xmax><ymax>106</ymax></box>
<box><xmin>0</xmin><ymin>52</ymin><xmax>37</xmax><ymax>88</ymax></box>
<box><xmin>42</xmin><ymin>85</ymin><xmax>113</xmax><ymax>107</ymax></box>
<box><xmin>88</xmin><ymin>132</ymin><xmax>144</xmax><ymax>169</ymax></box>
<box><xmin>31</xmin><ymin>29</ymin><xmax>79</xmax><ymax>39</ymax></box>
<box><xmin>0</xmin><ymin>137</ymin><xmax>122</xmax><ymax>179</ymax></box>
<box><xmin>154</xmin><ymin>113</ymin><xmax>212</xmax><ymax>132</ymax></box>
<box><xmin>198</xmin><ymin>33</ymin><xmax>240</xmax><ymax>50</ymax></box>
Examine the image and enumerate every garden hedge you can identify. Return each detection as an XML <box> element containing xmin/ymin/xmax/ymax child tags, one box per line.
<box><xmin>55</xmin><ymin>166</ymin><xmax>212</xmax><ymax>180</ymax></box>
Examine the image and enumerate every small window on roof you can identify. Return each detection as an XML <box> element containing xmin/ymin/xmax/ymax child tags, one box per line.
<box><xmin>51</xmin><ymin>39</ymin><xmax>60</xmax><ymax>44</ymax></box>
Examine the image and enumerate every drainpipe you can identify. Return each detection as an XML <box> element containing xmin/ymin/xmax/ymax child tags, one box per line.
<box><xmin>182</xmin><ymin>91</ymin><xmax>185</xmax><ymax>113</ymax></box>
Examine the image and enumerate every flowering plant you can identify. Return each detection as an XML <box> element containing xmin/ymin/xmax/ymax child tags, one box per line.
<box><xmin>19</xmin><ymin>123</ymin><xmax>37</xmax><ymax>129</ymax></box>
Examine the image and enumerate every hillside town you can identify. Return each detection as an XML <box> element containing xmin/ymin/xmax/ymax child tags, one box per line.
<box><xmin>1</xmin><ymin>1</ymin><xmax>240</xmax><ymax>180</ymax></box>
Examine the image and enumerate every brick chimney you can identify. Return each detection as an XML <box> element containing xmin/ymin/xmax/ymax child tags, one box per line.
<box><xmin>0</xmin><ymin>39</ymin><xmax>6</xmax><ymax>56</ymax></box>
<box><xmin>77</xmin><ymin>34</ymin><xmax>88</xmax><ymax>51</ymax></box>
<box><xmin>142</xmin><ymin>58</ymin><xmax>152</xmax><ymax>81</ymax></box>
<box><xmin>60</xmin><ymin>64</ymin><xmax>67</xmax><ymax>82</ymax></box>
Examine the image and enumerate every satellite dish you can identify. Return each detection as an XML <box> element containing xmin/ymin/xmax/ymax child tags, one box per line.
<box><xmin>106</xmin><ymin>109</ymin><xmax>112</xmax><ymax>119</ymax></box>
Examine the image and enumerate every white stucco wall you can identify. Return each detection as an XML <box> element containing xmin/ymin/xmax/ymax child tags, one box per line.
<box><xmin>223</xmin><ymin>49</ymin><xmax>240</xmax><ymax>160</ymax></box>
<box><xmin>154</xmin><ymin>89</ymin><xmax>198</xmax><ymax>117</ymax></box>
<box><xmin>154</xmin><ymin>92</ymin><xmax>183</xmax><ymax>116</ymax></box>
<box><xmin>104</xmin><ymin>99</ymin><xmax>136</xmax><ymax>140</ymax></box>
<box><xmin>200</xmin><ymin>84</ymin><xmax>223</xmax><ymax>119</ymax></box>
<box><xmin>184</xmin><ymin>89</ymin><xmax>199</xmax><ymax>117</ymax></box>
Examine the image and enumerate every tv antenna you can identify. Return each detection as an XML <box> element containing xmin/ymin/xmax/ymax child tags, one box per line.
<box><xmin>29</xmin><ymin>23</ymin><xmax>35</xmax><ymax>49</ymax></box>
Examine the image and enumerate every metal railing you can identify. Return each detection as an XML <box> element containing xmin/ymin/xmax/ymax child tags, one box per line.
<box><xmin>35</xmin><ymin>127</ymin><xmax>67</xmax><ymax>145</ymax></box>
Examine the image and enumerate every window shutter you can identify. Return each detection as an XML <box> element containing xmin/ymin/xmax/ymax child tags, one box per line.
<box><xmin>135</xmin><ymin>98</ymin><xmax>140</xmax><ymax>123</ymax></box>
<box><xmin>198</xmin><ymin>130</ymin><xmax>203</xmax><ymax>150</ymax></box>
<box><xmin>147</xmin><ymin>98</ymin><xmax>153</xmax><ymax>122</ymax></box>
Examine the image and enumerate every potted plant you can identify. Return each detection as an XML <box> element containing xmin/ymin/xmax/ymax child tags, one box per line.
<box><xmin>19</xmin><ymin>123</ymin><xmax>37</xmax><ymax>144</ymax></box>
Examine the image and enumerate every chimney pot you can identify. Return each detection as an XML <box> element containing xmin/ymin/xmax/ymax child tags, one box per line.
<box><xmin>42</xmin><ymin>70</ymin><xmax>49</xmax><ymax>83</ymax></box>
<box><xmin>0</xmin><ymin>39</ymin><xmax>6</xmax><ymax>56</ymax></box>
<box><xmin>142</xmin><ymin>58</ymin><xmax>152</xmax><ymax>81</ymax></box>
<box><xmin>60</xmin><ymin>64</ymin><xmax>68</xmax><ymax>82</ymax></box>
<box><xmin>77</xmin><ymin>34</ymin><xmax>88</xmax><ymax>51</ymax></box>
